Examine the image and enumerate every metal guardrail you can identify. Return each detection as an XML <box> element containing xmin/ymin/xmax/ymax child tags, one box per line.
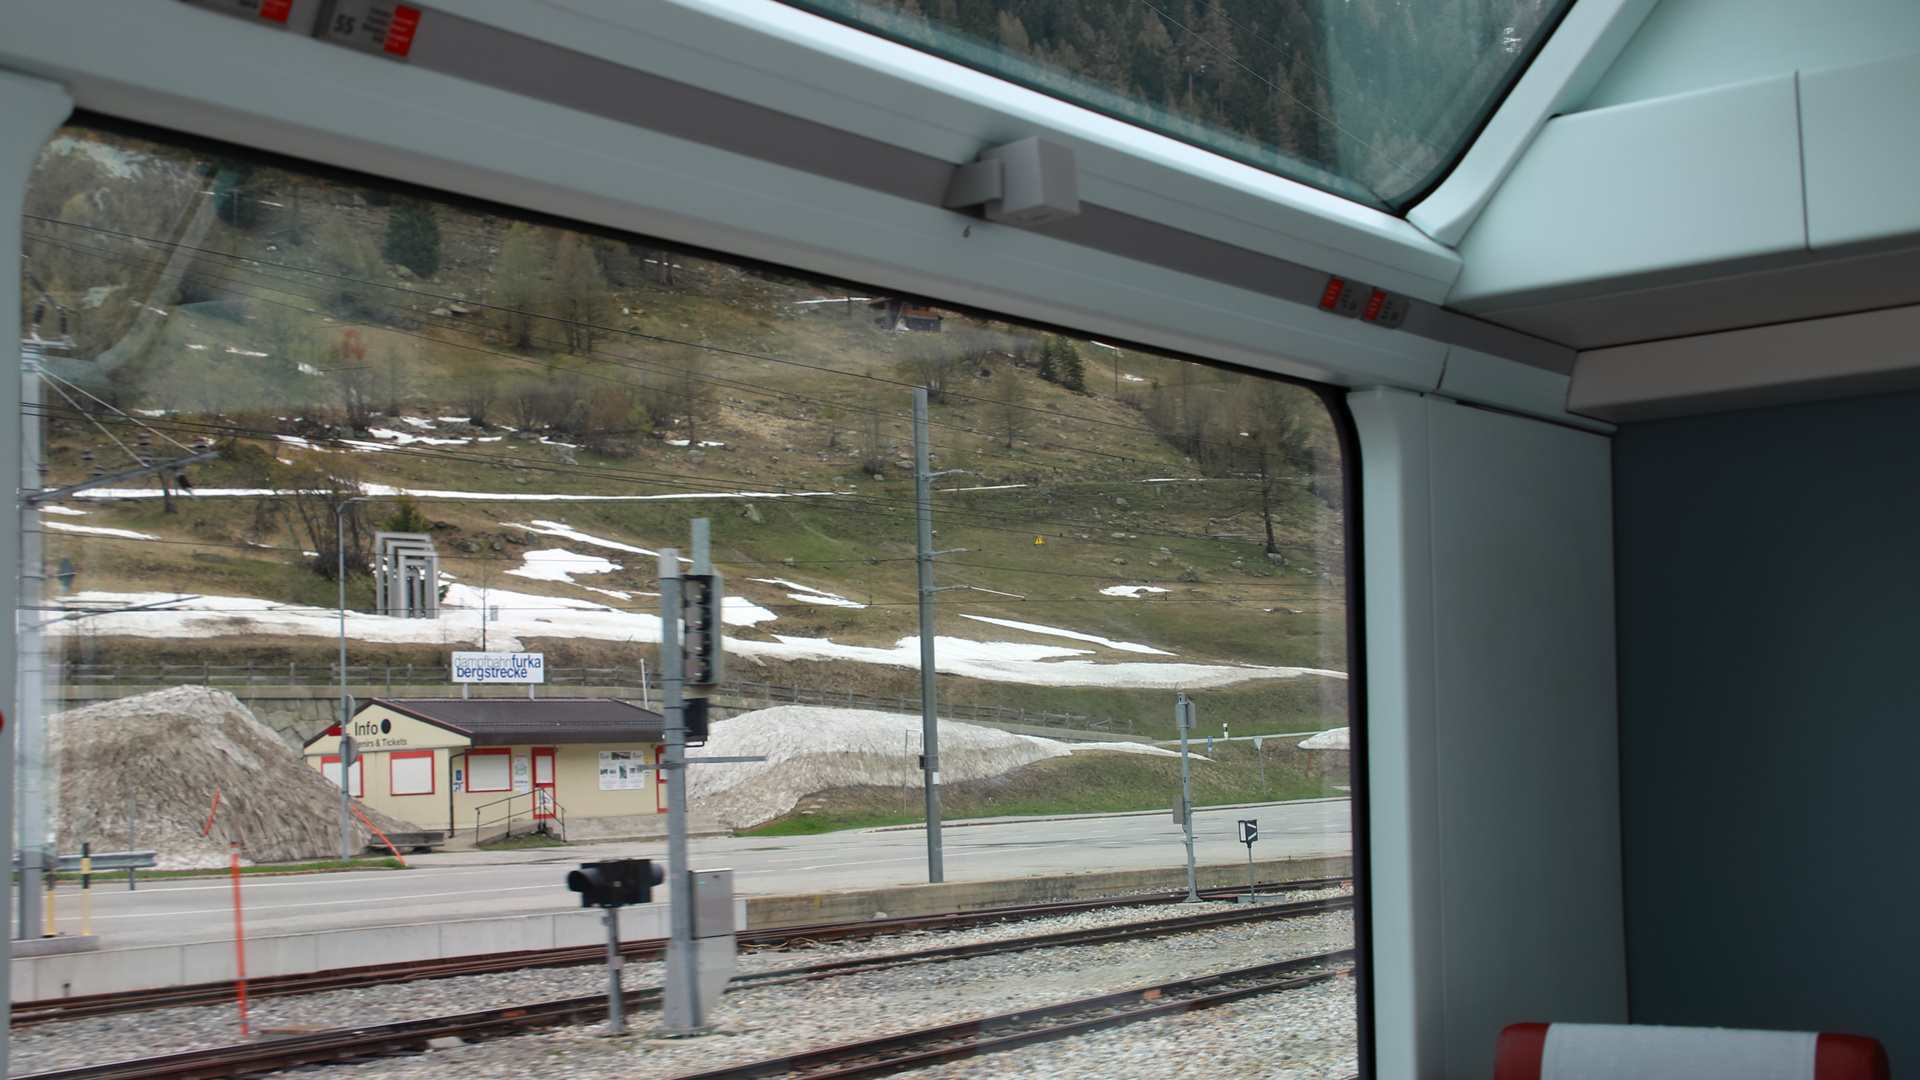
<box><xmin>13</xmin><ymin>850</ymin><xmax>158</xmax><ymax>873</ymax></box>
<box><xmin>15</xmin><ymin>849</ymin><xmax>159</xmax><ymax>890</ymax></box>
<box><xmin>56</xmin><ymin>663</ymin><xmax>1126</xmax><ymax>734</ymax></box>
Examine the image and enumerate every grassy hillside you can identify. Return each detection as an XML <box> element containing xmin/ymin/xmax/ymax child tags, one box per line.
<box><xmin>746</xmin><ymin>739</ymin><xmax>1350</xmax><ymax>835</ymax></box>
<box><xmin>28</xmin><ymin>124</ymin><xmax>1350</xmax><ymax>742</ymax></box>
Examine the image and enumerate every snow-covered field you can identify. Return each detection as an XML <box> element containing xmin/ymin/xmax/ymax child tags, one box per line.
<box><xmin>46</xmin><ymin>585</ymin><xmax>1343</xmax><ymax>689</ymax></box>
<box><xmin>47</xmin><ymin>478</ymin><xmax>1343</xmax><ymax>691</ymax></box>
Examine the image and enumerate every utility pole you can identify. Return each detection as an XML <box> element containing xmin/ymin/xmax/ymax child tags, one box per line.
<box><xmin>913</xmin><ymin>387</ymin><xmax>943</xmax><ymax>884</ymax></box>
<box><xmin>1177</xmin><ymin>692</ymin><xmax>1200</xmax><ymax>903</ymax></box>
<box><xmin>336</xmin><ymin>495</ymin><xmax>371</xmax><ymax>861</ymax></box>
<box><xmin>17</xmin><ymin>343</ymin><xmax>49</xmax><ymax>940</ymax></box>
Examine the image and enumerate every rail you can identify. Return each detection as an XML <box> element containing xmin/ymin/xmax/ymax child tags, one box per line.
<box><xmin>55</xmin><ymin>663</ymin><xmax>1126</xmax><ymax>734</ymax></box>
<box><xmin>10</xmin><ymin>878</ymin><xmax>1354</xmax><ymax>1026</ymax></box>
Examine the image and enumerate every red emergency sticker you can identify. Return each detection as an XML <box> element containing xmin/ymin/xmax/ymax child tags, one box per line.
<box><xmin>383</xmin><ymin>4</ymin><xmax>421</xmax><ymax>55</ymax></box>
<box><xmin>1319</xmin><ymin>278</ymin><xmax>1346</xmax><ymax>310</ymax></box>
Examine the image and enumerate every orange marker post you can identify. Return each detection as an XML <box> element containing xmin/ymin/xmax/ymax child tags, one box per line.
<box><xmin>230</xmin><ymin>842</ymin><xmax>249</xmax><ymax>1037</ymax></box>
<box><xmin>349</xmin><ymin>805</ymin><xmax>408</xmax><ymax>867</ymax></box>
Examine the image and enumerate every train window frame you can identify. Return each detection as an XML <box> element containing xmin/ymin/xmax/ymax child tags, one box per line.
<box><xmin>17</xmin><ymin>112</ymin><xmax>1375</xmax><ymax>1076</ymax></box>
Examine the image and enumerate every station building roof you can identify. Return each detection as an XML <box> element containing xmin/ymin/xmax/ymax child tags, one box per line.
<box><xmin>307</xmin><ymin>698</ymin><xmax>666</xmax><ymax>749</ymax></box>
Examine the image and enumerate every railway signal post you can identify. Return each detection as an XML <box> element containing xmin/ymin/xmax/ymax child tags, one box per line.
<box><xmin>652</xmin><ymin>520</ymin><xmax>762</xmax><ymax>1035</ymax></box>
<box><xmin>567</xmin><ymin>858</ymin><xmax>664</xmax><ymax>1035</ymax></box>
<box><xmin>1237</xmin><ymin>819</ymin><xmax>1260</xmax><ymax>903</ymax></box>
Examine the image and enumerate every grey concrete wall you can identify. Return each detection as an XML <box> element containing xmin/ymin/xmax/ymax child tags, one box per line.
<box><xmin>1614</xmin><ymin>389</ymin><xmax>1920</xmax><ymax>1063</ymax></box>
<box><xmin>13</xmin><ymin>858</ymin><xmax>1346</xmax><ymax>1000</ymax></box>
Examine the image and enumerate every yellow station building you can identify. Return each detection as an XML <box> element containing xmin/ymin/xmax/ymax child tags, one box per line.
<box><xmin>303</xmin><ymin>698</ymin><xmax>666</xmax><ymax>843</ymax></box>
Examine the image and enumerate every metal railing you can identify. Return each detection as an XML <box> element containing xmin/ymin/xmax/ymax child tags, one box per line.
<box><xmin>470</xmin><ymin>790</ymin><xmax>565</xmax><ymax>845</ymax></box>
<box><xmin>56</xmin><ymin>662</ymin><xmax>1126</xmax><ymax>734</ymax></box>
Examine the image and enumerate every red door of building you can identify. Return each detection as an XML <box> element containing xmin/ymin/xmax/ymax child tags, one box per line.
<box><xmin>654</xmin><ymin>745</ymin><xmax>667</xmax><ymax>813</ymax></box>
<box><xmin>532</xmin><ymin>747</ymin><xmax>556</xmax><ymax>820</ymax></box>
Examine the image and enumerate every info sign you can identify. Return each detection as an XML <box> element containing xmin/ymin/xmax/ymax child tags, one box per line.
<box><xmin>599</xmin><ymin>751</ymin><xmax>648</xmax><ymax>791</ymax></box>
<box><xmin>451</xmin><ymin>652</ymin><xmax>546</xmax><ymax>684</ymax></box>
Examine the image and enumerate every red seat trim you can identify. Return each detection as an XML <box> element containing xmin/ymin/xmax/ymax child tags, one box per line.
<box><xmin>1816</xmin><ymin>1033</ymin><xmax>1890</xmax><ymax>1080</ymax></box>
<box><xmin>1496</xmin><ymin>1023</ymin><xmax>1552</xmax><ymax>1080</ymax></box>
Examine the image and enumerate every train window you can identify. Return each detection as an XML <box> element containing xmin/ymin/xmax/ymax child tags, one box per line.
<box><xmin>15</xmin><ymin>121</ymin><xmax>1361</xmax><ymax>1079</ymax></box>
<box><xmin>781</xmin><ymin>0</ymin><xmax>1574</xmax><ymax>211</ymax></box>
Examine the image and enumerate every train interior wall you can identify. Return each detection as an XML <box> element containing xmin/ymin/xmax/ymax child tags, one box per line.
<box><xmin>1613</xmin><ymin>388</ymin><xmax>1920</xmax><ymax>1066</ymax></box>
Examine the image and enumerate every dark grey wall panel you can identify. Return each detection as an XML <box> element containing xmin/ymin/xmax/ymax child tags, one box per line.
<box><xmin>1615</xmin><ymin>390</ymin><xmax>1920</xmax><ymax>1064</ymax></box>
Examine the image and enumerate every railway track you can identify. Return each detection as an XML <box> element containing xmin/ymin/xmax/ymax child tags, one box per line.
<box><xmin>663</xmin><ymin>951</ymin><xmax>1354</xmax><ymax>1080</ymax></box>
<box><xmin>14</xmin><ymin>894</ymin><xmax>1354</xmax><ymax>1080</ymax></box>
<box><xmin>13</xmin><ymin>876</ymin><xmax>1351</xmax><ymax>1026</ymax></box>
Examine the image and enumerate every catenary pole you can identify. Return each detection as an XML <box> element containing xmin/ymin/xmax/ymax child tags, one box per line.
<box><xmin>1178</xmin><ymin>692</ymin><xmax>1199</xmax><ymax>902</ymax></box>
<box><xmin>16</xmin><ymin>344</ymin><xmax>46</xmax><ymax>939</ymax></box>
<box><xmin>914</xmin><ymin>388</ymin><xmax>943</xmax><ymax>883</ymax></box>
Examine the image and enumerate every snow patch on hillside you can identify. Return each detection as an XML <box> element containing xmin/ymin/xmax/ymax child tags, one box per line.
<box><xmin>686</xmin><ymin>707</ymin><xmax>1072</xmax><ymax>829</ymax></box>
<box><xmin>505</xmin><ymin>548</ymin><xmax>620</xmax><ymax>584</ymax></box>
<box><xmin>44</xmin><ymin>521</ymin><xmax>160</xmax><ymax>540</ymax></box>
<box><xmin>748</xmin><ymin>577</ymin><xmax>866</xmax><ymax>609</ymax></box>
<box><xmin>46</xmin><ymin>589</ymin><xmax>1343</xmax><ymax>689</ymax></box>
<box><xmin>503</xmin><ymin>519</ymin><xmax>654</xmax><ymax>555</ymax></box>
<box><xmin>958</xmin><ymin>614</ymin><xmax>1172</xmax><ymax>655</ymax></box>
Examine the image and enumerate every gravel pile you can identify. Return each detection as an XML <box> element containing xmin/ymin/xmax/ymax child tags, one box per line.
<box><xmin>10</xmin><ymin>892</ymin><xmax>1353</xmax><ymax>1079</ymax></box>
<box><xmin>49</xmin><ymin>686</ymin><xmax>417</xmax><ymax>870</ymax></box>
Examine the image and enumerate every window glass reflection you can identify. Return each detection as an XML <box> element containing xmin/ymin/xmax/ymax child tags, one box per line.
<box><xmin>15</xmin><ymin>124</ymin><xmax>1359</xmax><ymax>1079</ymax></box>
<box><xmin>785</xmin><ymin>0</ymin><xmax>1571</xmax><ymax>208</ymax></box>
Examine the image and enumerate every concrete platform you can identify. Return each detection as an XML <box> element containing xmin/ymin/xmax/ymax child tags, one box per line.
<box><xmin>10</xmin><ymin>856</ymin><xmax>1349</xmax><ymax>1001</ymax></box>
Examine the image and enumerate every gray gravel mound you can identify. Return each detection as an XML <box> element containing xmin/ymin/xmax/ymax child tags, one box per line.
<box><xmin>51</xmin><ymin>685</ymin><xmax>418</xmax><ymax>869</ymax></box>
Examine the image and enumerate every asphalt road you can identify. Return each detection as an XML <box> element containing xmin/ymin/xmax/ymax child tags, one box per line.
<box><xmin>25</xmin><ymin>800</ymin><xmax>1351</xmax><ymax>951</ymax></box>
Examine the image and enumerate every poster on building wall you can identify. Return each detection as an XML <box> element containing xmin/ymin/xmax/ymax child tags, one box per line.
<box><xmin>513</xmin><ymin>753</ymin><xmax>531</xmax><ymax>793</ymax></box>
<box><xmin>600</xmin><ymin>750</ymin><xmax>648</xmax><ymax>790</ymax></box>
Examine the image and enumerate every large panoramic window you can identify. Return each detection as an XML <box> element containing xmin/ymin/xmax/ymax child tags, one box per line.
<box><xmin>785</xmin><ymin>0</ymin><xmax>1572</xmax><ymax>209</ymax></box>
<box><xmin>15</xmin><ymin>122</ymin><xmax>1360</xmax><ymax>1079</ymax></box>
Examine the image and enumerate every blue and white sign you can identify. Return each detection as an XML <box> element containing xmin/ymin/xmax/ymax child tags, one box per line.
<box><xmin>451</xmin><ymin>651</ymin><xmax>546</xmax><ymax>684</ymax></box>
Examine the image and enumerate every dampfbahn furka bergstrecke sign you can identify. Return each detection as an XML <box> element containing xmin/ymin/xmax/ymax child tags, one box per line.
<box><xmin>451</xmin><ymin>652</ymin><xmax>546</xmax><ymax>684</ymax></box>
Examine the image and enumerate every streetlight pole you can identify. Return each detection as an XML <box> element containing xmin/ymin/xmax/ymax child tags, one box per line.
<box><xmin>336</xmin><ymin>495</ymin><xmax>372</xmax><ymax>861</ymax></box>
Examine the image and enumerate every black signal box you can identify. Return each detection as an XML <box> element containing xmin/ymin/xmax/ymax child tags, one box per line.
<box><xmin>682</xmin><ymin>572</ymin><xmax>726</xmax><ymax>684</ymax></box>
<box><xmin>566</xmin><ymin>858</ymin><xmax>665</xmax><ymax>908</ymax></box>
<box><xmin>685</xmin><ymin>696</ymin><xmax>710</xmax><ymax>745</ymax></box>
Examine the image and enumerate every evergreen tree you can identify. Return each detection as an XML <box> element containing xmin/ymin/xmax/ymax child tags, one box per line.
<box><xmin>1036</xmin><ymin>338</ymin><xmax>1057</xmax><ymax>383</ymax></box>
<box><xmin>1058</xmin><ymin>339</ymin><xmax>1086</xmax><ymax>392</ymax></box>
<box><xmin>382</xmin><ymin>495</ymin><xmax>433</xmax><ymax>535</ymax></box>
<box><xmin>382</xmin><ymin>196</ymin><xmax>440</xmax><ymax>278</ymax></box>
